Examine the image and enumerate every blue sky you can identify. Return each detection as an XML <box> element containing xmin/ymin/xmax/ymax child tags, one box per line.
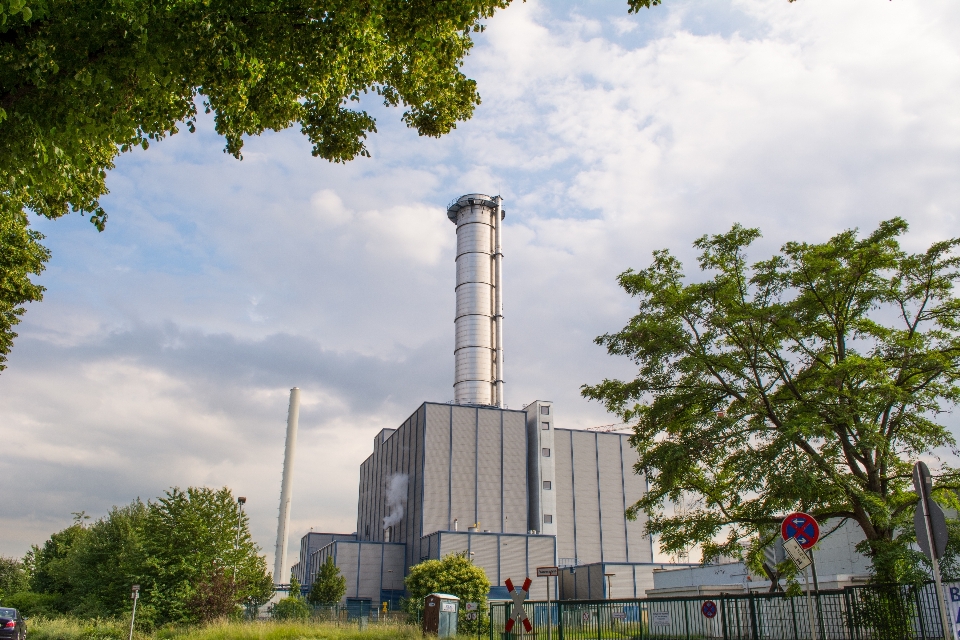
<box><xmin>2</xmin><ymin>0</ymin><xmax>959</xmax><ymax>569</ymax></box>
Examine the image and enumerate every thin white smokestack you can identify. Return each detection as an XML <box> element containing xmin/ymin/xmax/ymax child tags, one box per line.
<box><xmin>274</xmin><ymin>387</ymin><xmax>300</xmax><ymax>584</ymax></box>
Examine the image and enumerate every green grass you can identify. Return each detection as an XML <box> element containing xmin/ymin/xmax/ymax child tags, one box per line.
<box><xmin>27</xmin><ymin>618</ymin><xmax>425</xmax><ymax>640</ymax></box>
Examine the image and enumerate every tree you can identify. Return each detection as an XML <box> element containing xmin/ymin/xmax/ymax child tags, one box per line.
<box><xmin>0</xmin><ymin>556</ymin><xmax>29</xmax><ymax>601</ymax></box>
<box><xmin>582</xmin><ymin>219</ymin><xmax>960</xmax><ymax>582</ymax></box>
<box><xmin>404</xmin><ymin>553</ymin><xmax>489</xmax><ymax>634</ymax></box>
<box><xmin>307</xmin><ymin>557</ymin><xmax>346</xmax><ymax>605</ymax></box>
<box><xmin>66</xmin><ymin>501</ymin><xmax>149</xmax><ymax>619</ymax></box>
<box><xmin>0</xmin><ymin>0</ymin><xmax>512</xmax><ymax>369</ymax></box>
<box><xmin>141</xmin><ymin>486</ymin><xmax>273</xmax><ymax>624</ymax></box>
<box><xmin>0</xmin><ymin>208</ymin><xmax>48</xmax><ymax>371</ymax></box>
<box><xmin>26</xmin><ymin>515</ymin><xmax>88</xmax><ymax>610</ymax></box>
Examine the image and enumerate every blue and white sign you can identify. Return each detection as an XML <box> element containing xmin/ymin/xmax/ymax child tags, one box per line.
<box><xmin>947</xmin><ymin>583</ymin><xmax>960</xmax><ymax>638</ymax></box>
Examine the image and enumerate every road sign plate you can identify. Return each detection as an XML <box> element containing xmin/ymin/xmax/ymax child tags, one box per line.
<box><xmin>783</xmin><ymin>536</ymin><xmax>812</xmax><ymax>571</ymax></box>
<box><xmin>701</xmin><ymin>601</ymin><xmax>718</xmax><ymax>618</ymax></box>
<box><xmin>781</xmin><ymin>512</ymin><xmax>820</xmax><ymax>549</ymax></box>
<box><xmin>537</xmin><ymin>566</ymin><xmax>559</xmax><ymax>577</ymax></box>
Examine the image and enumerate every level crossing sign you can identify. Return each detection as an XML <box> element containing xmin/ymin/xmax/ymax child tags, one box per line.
<box><xmin>504</xmin><ymin>577</ymin><xmax>533</xmax><ymax>633</ymax></box>
<box><xmin>781</xmin><ymin>512</ymin><xmax>820</xmax><ymax>550</ymax></box>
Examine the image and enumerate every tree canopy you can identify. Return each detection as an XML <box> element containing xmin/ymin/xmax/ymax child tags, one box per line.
<box><xmin>307</xmin><ymin>557</ymin><xmax>346</xmax><ymax>605</ymax></box>
<box><xmin>0</xmin><ymin>0</ymin><xmax>512</xmax><ymax>369</ymax></box>
<box><xmin>404</xmin><ymin>553</ymin><xmax>489</xmax><ymax>634</ymax></box>
<box><xmin>7</xmin><ymin>486</ymin><xmax>271</xmax><ymax>623</ymax></box>
<box><xmin>582</xmin><ymin>219</ymin><xmax>960</xmax><ymax>581</ymax></box>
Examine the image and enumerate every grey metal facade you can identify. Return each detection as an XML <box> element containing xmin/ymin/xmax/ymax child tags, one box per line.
<box><xmin>553</xmin><ymin>428</ymin><xmax>653</xmax><ymax>567</ymax></box>
<box><xmin>291</xmin><ymin>531</ymin><xmax>357</xmax><ymax>586</ymax></box>
<box><xmin>311</xmin><ymin>540</ymin><xmax>406</xmax><ymax>604</ymax></box>
<box><xmin>356</xmin><ymin>402</ymin><xmax>530</xmax><ymax>575</ymax></box>
<box><xmin>558</xmin><ymin>562</ymin><xmax>689</xmax><ymax>600</ymax></box>
<box><xmin>420</xmin><ymin>531</ymin><xmax>557</xmax><ymax>600</ymax></box>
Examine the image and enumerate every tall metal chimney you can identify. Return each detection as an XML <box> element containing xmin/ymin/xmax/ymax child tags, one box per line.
<box><xmin>446</xmin><ymin>194</ymin><xmax>504</xmax><ymax>407</ymax></box>
<box><xmin>273</xmin><ymin>387</ymin><xmax>300</xmax><ymax>584</ymax></box>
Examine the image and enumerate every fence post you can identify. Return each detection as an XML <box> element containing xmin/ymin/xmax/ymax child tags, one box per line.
<box><xmin>914</xmin><ymin>585</ymin><xmax>928</xmax><ymax>640</ymax></box>
<box><xmin>596</xmin><ymin>602</ymin><xmax>602</xmax><ymax>640</ymax></box>
<box><xmin>558</xmin><ymin>601</ymin><xmax>564</xmax><ymax>640</ymax></box>
<box><xmin>721</xmin><ymin>597</ymin><xmax>729</xmax><ymax>640</ymax></box>
<box><xmin>789</xmin><ymin>595</ymin><xmax>799</xmax><ymax>640</ymax></box>
<box><xmin>748</xmin><ymin>593</ymin><xmax>760</xmax><ymax>640</ymax></box>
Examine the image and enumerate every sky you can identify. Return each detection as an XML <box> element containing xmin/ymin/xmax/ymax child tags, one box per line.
<box><xmin>2</xmin><ymin>0</ymin><xmax>960</xmax><ymax>571</ymax></box>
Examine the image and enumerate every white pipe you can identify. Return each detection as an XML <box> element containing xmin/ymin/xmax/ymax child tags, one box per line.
<box><xmin>494</xmin><ymin>196</ymin><xmax>504</xmax><ymax>408</ymax></box>
<box><xmin>274</xmin><ymin>387</ymin><xmax>300</xmax><ymax>584</ymax></box>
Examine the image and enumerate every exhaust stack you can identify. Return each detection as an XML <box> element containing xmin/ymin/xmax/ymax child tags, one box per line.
<box><xmin>446</xmin><ymin>194</ymin><xmax>504</xmax><ymax>407</ymax></box>
<box><xmin>273</xmin><ymin>387</ymin><xmax>300</xmax><ymax>584</ymax></box>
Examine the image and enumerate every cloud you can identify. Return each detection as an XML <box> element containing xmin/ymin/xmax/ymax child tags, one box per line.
<box><xmin>2</xmin><ymin>0</ymin><xmax>959</xmax><ymax>566</ymax></box>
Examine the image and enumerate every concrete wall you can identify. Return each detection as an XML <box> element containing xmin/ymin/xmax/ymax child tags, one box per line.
<box><xmin>524</xmin><ymin>400</ymin><xmax>557</xmax><ymax>536</ymax></box>
<box><xmin>553</xmin><ymin>429</ymin><xmax>653</xmax><ymax>567</ymax></box>
<box><xmin>421</xmin><ymin>531</ymin><xmax>557</xmax><ymax>600</ymax></box>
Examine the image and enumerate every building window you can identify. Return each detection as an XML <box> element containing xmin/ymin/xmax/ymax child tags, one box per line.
<box><xmin>541</xmin><ymin>421</ymin><xmax>550</xmax><ymax>430</ymax></box>
<box><xmin>541</xmin><ymin>406</ymin><xmax>550</xmax><ymax>415</ymax></box>
<box><xmin>542</xmin><ymin>448</ymin><xmax>551</xmax><ymax>457</ymax></box>
<box><xmin>543</xmin><ymin>481</ymin><xmax>552</xmax><ymax>490</ymax></box>
<box><xmin>543</xmin><ymin>514</ymin><xmax>553</xmax><ymax>523</ymax></box>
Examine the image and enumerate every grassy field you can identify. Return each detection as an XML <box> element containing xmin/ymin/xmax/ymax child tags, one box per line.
<box><xmin>27</xmin><ymin>618</ymin><xmax>428</xmax><ymax>640</ymax></box>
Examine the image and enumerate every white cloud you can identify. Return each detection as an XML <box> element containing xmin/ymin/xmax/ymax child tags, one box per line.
<box><xmin>2</xmin><ymin>0</ymin><xmax>959</xmax><ymax>567</ymax></box>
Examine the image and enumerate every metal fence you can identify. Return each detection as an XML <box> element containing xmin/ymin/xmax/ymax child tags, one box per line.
<box><xmin>489</xmin><ymin>583</ymin><xmax>948</xmax><ymax>640</ymax></box>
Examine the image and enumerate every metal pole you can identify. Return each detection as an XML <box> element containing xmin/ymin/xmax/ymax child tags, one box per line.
<box><xmin>493</xmin><ymin>196</ymin><xmax>504</xmax><ymax>408</ymax></box>
<box><xmin>128</xmin><ymin>585</ymin><xmax>139</xmax><ymax>640</ymax></box>
<box><xmin>274</xmin><ymin>388</ymin><xmax>300</xmax><ymax>583</ymax></box>
<box><xmin>233</xmin><ymin>496</ymin><xmax>246</xmax><ymax>584</ymax></box>
<box><xmin>547</xmin><ymin>576</ymin><xmax>552</xmax><ymax>640</ymax></box>
<box><xmin>804</xmin><ymin>568</ymin><xmax>817</xmax><ymax>640</ymax></box>
<box><xmin>918</xmin><ymin>470</ymin><xmax>952</xmax><ymax>640</ymax></box>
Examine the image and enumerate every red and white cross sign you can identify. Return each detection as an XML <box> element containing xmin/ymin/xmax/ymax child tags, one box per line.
<box><xmin>504</xmin><ymin>577</ymin><xmax>532</xmax><ymax>633</ymax></box>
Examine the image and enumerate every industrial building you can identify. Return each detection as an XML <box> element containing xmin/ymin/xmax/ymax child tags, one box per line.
<box><xmin>290</xmin><ymin>194</ymin><xmax>668</xmax><ymax>605</ymax></box>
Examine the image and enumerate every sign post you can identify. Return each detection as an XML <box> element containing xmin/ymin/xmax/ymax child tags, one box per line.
<box><xmin>128</xmin><ymin>584</ymin><xmax>140</xmax><ymax>640</ymax></box>
<box><xmin>782</xmin><ymin>513</ymin><xmax>820</xmax><ymax>640</ymax></box>
<box><xmin>914</xmin><ymin>461</ymin><xmax>952</xmax><ymax>640</ymax></box>
<box><xmin>537</xmin><ymin>567</ymin><xmax>559</xmax><ymax>640</ymax></box>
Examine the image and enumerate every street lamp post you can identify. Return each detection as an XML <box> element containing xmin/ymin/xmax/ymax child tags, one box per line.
<box><xmin>234</xmin><ymin>497</ymin><xmax>247</xmax><ymax>584</ymax></box>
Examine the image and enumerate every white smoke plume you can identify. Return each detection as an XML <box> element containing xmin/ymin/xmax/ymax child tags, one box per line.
<box><xmin>382</xmin><ymin>473</ymin><xmax>408</xmax><ymax>530</ymax></box>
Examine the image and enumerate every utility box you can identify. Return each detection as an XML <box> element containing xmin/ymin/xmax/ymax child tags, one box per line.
<box><xmin>423</xmin><ymin>593</ymin><xmax>459</xmax><ymax>637</ymax></box>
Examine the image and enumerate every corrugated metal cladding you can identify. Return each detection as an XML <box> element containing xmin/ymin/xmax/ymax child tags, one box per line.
<box><xmin>359</xmin><ymin>402</ymin><xmax>529</xmax><ymax>574</ymax></box>
<box><xmin>422</xmin><ymin>532</ymin><xmax>556</xmax><ymax>600</ymax></box>
<box><xmin>292</xmin><ymin>532</ymin><xmax>356</xmax><ymax>586</ymax></box>
<box><xmin>418</xmin><ymin>403</ymin><xmax>529</xmax><ymax>563</ymax></box>
<box><xmin>355</xmin><ymin>405</ymin><xmax>425</xmax><ymax>574</ymax></box>
<box><xmin>557</xmin><ymin>562</ymin><xmax>682</xmax><ymax>600</ymax></box>
<box><xmin>553</xmin><ymin>429</ymin><xmax>653</xmax><ymax>567</ymax></box>
<box><xmin>313</xmin><ymin>541</ymin><xmax>405</xmax><ymax>604</ymax></box>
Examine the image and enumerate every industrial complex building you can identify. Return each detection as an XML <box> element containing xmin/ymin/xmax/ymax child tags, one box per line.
<box><xmin>289</xmin><ymin>195</ymin><xmax>675</xmax><ymax>606</ymax></box>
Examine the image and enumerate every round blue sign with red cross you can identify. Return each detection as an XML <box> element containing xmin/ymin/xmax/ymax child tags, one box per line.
<box><xmin>701</xmin><ymin>601</ymin><xmax>718</xmax><ymax>618</ymax></box>
<box><xmin>781</xmin><ymin>512</ymin><xmax>820</xmax><ymax>550</ymax></box>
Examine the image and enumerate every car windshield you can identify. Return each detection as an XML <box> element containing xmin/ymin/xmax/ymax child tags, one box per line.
<box><xmin>0</xmin><ymin>609</ymin><xmax>15</xmax><ymax>617</ymax></box>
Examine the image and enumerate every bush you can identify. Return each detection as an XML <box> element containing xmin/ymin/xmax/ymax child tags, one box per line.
<box><xmin>269</xmin><ymin>597</ymin><xmax>310</xmax><ymax>621</ymax></box>
<box><xmin>3</xmin><ymin>592</ymin><xmax>63</xmax><ymax>618</ymax></box>
<box><xmin>404</xmin><ymin>553</ymin><xmax>489</xmax><ymax>635</ymax></box>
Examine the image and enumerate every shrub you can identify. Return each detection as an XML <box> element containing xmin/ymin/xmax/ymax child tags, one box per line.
<box><xmin>269</xmin><ymin>596</ymin><xmax>310</xmax><ymax>621</ymax></box>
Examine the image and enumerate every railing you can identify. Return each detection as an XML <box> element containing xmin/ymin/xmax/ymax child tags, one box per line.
<box><xmin>489</xmin><ymin>582</ymin><xmax>948</xmax><ymax>640</ymax></box>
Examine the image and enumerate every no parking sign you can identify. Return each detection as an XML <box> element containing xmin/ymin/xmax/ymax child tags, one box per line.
<box><xmin>701</xmin><ymin>601</ymin><xmax>718</xmax><ymax>619</ymax></box>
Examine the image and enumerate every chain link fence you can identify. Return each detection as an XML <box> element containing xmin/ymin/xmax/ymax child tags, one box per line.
<box><xmin>489</xmin><ymin>582</ymin><xmax>948</xmax><ymax>640</ymax></box>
